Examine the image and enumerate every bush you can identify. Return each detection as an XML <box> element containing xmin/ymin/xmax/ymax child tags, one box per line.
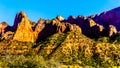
<box><xmin>0</xmin><ymin>55</ymin><xmax>46</xmax><ymax>68</ymax></box>
<box><xmin>0</xmin><ymin>55</ymin><xmax>64</xmax><ymax>68</ymax></box>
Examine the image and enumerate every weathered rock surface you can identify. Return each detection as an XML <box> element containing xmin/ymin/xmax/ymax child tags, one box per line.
<box><xmin>35</xmin><ymin>18</ymin><xmax>81</xmax><ymax>42</ymax></box>
<box><xmin>67</xmin><ymin>16</ymin><xmax>104</xmax><ymax>38</ymax></box>
<box><xmin>91</xmin><ymin>7</ymin><xmax>120</xmax><ymax>31</ymax></box>
<box><xmin>108</xmin><ymin>25</ymin><xmax>117</xmax><ymax>36</ymax></box>
<box><xmin>0</xmin><ymin>7</ymin><xmax>120</xmax><ymax>67</ymax></box>
<box><xmin>64</xmin><ymin>7</ymin><xmax>120</xmax><ymax>37</ymax></box>
<box><xmin>89</xmin><ymin>7</ymin><xmax>120</xmax><ymax>35</ymax></box>
<box><xmin>1</xmin><ymin>7</ymin><xmax>120</xmax><ymax>42</ymax></box>
<box><xmin>13</xmin><ymin>11</ymin><xmax>35</xmax><ymax>42</ymax></box>
<box><xmin>1</xmin><ymin>31</ymin><xmax>14</xmax><ymax>40</ymax></box>
<box><xmin>9</xmin><ymin>11</ymin><xmax>81</xmax><ymax>42</ymax></box>
<box><xmin>56</xmin><ymin>15</ymin><xmax>65</xmax><ymax>21</ymax></box>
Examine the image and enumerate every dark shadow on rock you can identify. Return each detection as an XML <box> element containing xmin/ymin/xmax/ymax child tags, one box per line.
<box><xmin>4</xmin><ymin>26</ymin><xmax>13</xmax><ymax>32</ymax></box>
<box><xmin>36</xmin><ymin>22</ymin><xmax>58</xmax><ymax>43</ymax></box>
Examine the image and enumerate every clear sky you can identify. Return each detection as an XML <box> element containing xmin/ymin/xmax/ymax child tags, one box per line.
<box><xmin>0</xmin><ymin>0</ymin><xmax>120</xmax><ymax>26</ymax></box>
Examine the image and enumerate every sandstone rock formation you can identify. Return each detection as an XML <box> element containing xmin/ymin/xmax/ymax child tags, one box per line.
<box><xmin>88</xmin><ymin>7</ymin><xmax>120</xmax><ymax>37</ymax></box>
<box><xmin>35</xmin><ymin>18</ymin><xmax>81</xmax><ymax>42</ymax></box>
<box><xmin>63</xmin><ymin>7</ymin><xmax>120</xmax><ymax>38</ymax></box>
<box><xmin>1</xmin><ymin>31</ymin><xmax>14</xmax><ymax>40</ymax></box>
<box><xmin>0</xmin><ymin>7</ymin><xmax>120</xmax><ymax>42</ymax></box>
<box><xmin>0</xmin><ymin>22</ymin><xmax>9</xmax><ymax>36</ymax></box>
<box><xmin>109</xmin><ymin>25</ymin><xmax>117</xmax><ymax>36</ymax></box>
<box><xmin>11</xmin><ymin>11</ymin><xmax>82</xmax><ymax>42</ymax></box>
<box><xmin>90</xmin><ymin>7</ymin><xmax>120</xmax><ymax>31</ymax></box>
<box><xmin>0</xmin><ymin>7</ymin><xmax>120</xmax><ymax>67</ymax></box>
<box><xmin>56</xmin><ymin>15</ymin><xmax>65</xmax><ymax>21</ymax></box>
<box><xmin>67</xmin><ymin>16</ymin><xmax>104</xmax><ymax>38</ymax></box>
<box><xmin>34</xmin><ymin>18</ymin><xmax>45</xmax><ymax>40</ymax></box>
<box><xmin>13</xmin><ymin>11</ymin><xmax>35</xmax><ymax>42</ymax></box>
<box><xmin>67</xmin><ymin>16</ymin><xmax>76</xmax><ymax>24</ymax></box>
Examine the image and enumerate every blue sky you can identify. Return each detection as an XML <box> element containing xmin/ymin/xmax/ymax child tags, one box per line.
<box><xmin>0</xmin><ymin>0</ymin><xmax>120</xmax><ymax>26</ymax></box>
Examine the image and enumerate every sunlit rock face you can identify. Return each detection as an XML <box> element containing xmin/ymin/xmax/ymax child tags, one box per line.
<box><xmin>56</xmin><ymin>15</ymin><xmax>65</xmax><ymax>21</ymax></box>
<box><xmin>13</xmin><ymin>11</ymin><xmax>35</xmax><ymax>42</ymax></box>
<box><xmin>108</xmin><ymin>25</ymin><xmax>117</xmax><ymax>37</ymax></box>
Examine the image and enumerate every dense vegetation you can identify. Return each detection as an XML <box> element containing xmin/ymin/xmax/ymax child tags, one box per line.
<box><xmin>0</xmin><ymin>31</ymin><xmax>120</xmax><ymax>68</ymax></box>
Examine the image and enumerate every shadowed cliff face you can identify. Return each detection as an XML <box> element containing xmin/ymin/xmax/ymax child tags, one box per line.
<box><xmin>89</xmin><ymin>7</ymin><xmax>120</xmax><ymax>33</ymax></box>
<box><xmin>13</xmin><ymin>11</ymin><xmax>25</xmax><ymax>31</ymax></box>
<box><xmin>35</xmin><ymin>18</ymin><xmax>81</xmax><ymax>43</ymax></box>
<box><xmin>64</xmin><ymin>7</ymin><xmax>120</xmax><ymax>37</ymax></box>
<box><xmin>90</xmin><ymin>7</ymin><xmax>120</xmax><ymax>31</ymax></box>
<box><xmin>0</xmin><ymin>7</ymin><xmax>120</xmax><ymax>42</ymax></box>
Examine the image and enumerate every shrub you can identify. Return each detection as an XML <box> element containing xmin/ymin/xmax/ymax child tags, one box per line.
<box><xmin>0</xmin><ymin>55</ymin><xmax>46</xmax><ymax>68</ymax></box>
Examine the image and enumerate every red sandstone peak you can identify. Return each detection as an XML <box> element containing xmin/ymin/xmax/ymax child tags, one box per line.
<box><xmin>13</xmin><ymin>11</ymin><xmax>35</xmax><ymax>42</ymax></box>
